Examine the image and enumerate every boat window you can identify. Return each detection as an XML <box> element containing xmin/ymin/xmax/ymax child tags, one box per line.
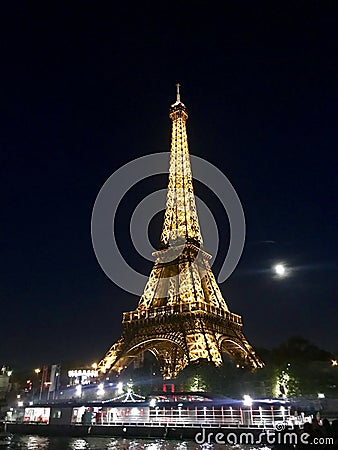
<box><xmin>52</xmin><ymin>410</ymin><xmax>62</xmax><ymax>419</ymax></box>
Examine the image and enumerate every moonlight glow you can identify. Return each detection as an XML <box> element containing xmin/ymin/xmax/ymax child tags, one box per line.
<box><xmin>274</xmin><ymin>264</ymin><xmax>287</xmax><ymax>277</ymax></box>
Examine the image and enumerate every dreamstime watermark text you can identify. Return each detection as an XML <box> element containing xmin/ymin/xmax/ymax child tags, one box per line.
<box><xmin>195</xmin><ymin>425</ymin><xmax>334</xmax><ymax>446</ymax></box>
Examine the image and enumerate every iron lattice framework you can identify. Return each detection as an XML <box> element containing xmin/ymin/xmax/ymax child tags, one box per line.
<box><xmin>98</xmin><ymin>86</ymin><xmax>264</xmax><ymax>379</ymax></box>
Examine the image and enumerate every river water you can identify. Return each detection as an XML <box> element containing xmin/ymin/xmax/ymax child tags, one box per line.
<box><xmin>2</xmin><ymin>435</ymin><xmax>272</xmax><ymax>449</ymax></box>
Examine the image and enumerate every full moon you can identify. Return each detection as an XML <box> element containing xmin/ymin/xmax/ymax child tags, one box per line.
<box><xmin>274</xmin><ymin>264</ymin><xmax>286</xmax><ymax>276</ymax></box>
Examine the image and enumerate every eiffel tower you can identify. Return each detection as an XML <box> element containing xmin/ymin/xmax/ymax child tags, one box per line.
<box><xmin>98</xmin><ymin>85</ymin><xmax>263</xmax><ymax>379</ymax></box>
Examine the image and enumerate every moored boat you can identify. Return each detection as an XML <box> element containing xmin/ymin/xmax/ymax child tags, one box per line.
<box><xmin>3</xmin><ymin>395</ymin><xmax>311</xmax><ymax>440</ymax></box>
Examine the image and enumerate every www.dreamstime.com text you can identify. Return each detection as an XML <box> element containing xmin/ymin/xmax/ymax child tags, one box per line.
<box><xmin>195</xmin><ymin>428</ymin><xmax>334</xmax><ymax>446</ymax></box>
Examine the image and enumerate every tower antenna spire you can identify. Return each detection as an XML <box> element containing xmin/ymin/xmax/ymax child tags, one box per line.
<box><xmin>176</xmin><ymin>82</ymin><xmax>181</xmax><ymax>102</ymax></box>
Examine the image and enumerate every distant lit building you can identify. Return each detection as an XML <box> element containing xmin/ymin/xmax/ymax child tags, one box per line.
<box><xmin>67</xmin><ymin>369</ymin><xmax>98</xmax><ymax>386</ymax></box>
<box><xmin>0</xmin><ymin>366</ymin><xmax>12</xmax><ymax>402</ymax></box>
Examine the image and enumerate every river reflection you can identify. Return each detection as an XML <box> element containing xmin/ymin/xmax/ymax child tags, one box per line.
<box><xmin>4</xmin><ymin>435</ymin><xmax>271</xmax><ymax>450</ymax></box>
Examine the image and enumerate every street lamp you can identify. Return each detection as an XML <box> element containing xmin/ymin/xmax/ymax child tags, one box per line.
<box><xmin>117</xmin><ymin>382</ymin><xmax>123</xmax><ymax>395</ymax></box>
<box><xmin>75</xmin><ymin>384</ymin><xmax>82</xmax><ymax>398</ymax></box>
<box><xmin>243</xmin><ymin>395</ymin><xmax>253</xmax><ymax>407</ymax></box>
<box><xmin>149</xmin><ymin>398</ymin><xmax>156</xmax><ymax>408</ymax></box>
<box><xmin>97</xmin><ymin>383</ymin><xmax>104</xmax><ymax>397</ymax></box>
<box><xmin>33</xmin><ymin>368</ymin><xmax>42</xmax><ymax>403</ymax></box>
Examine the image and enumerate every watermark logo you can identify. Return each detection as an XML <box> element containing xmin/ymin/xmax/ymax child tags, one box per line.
<box><xmin>91</xmin><ymin>152</ymin><xmax>245</xmax><ymax>296</ymax></box>
<box><xmin>195</xmin><ymin>426</ymin><xmax>333</xmax><ymax>446</ymax></box>
<box><xmin>195</xmin><ymin>422</ymin><xmax>334</xmax><ymax>447</ymax></box>
<box><xmin>274</xmin><ymin>421</ymin><xmax>286</xmax><ymax>431</ymax></box>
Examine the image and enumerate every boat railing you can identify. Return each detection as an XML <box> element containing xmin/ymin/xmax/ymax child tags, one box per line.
<box><xmin>79</xmin><ymin>406</ymin><xmax>306</xmax><ymax>429</ymax></box>
<box><xmin>88</xmin><ymin>420</ymin><xmax>279</xmax><ymax>429</ymax></box>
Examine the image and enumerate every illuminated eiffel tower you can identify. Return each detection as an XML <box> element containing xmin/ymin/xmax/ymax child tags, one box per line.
<box><xmin>98</xmin><ymin>85</ymin><xmax>263</xmax><ymax>379</ymax></box>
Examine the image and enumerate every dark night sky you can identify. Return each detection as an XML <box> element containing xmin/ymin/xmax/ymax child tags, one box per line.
<box><xmin>1</xmin><ymin>2</ymin><xmax>337</xmax><ymax>370</ymax></box>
